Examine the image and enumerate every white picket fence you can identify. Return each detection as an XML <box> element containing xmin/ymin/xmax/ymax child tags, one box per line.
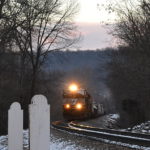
<box><xmin>8</xmin><ymin>94</ymin><xmax>50</xmax><ymax>150</ymax></box>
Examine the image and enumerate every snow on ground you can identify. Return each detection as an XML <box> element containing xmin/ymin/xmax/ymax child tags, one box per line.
<box><xmin>0</xmin><ymin>130</ymin><xmax>29</xmax><ymax>150</ymax></box>
<box><xmin>87</xmin><ymin>114</ymin><xmax>150</xmax><ymax>135</ymax></box>
<box><xmin>0</xmin><ymin>127</ymin><xmax>133</xmax><ymax>150</ymax></box>
<box><xmin>125</xmin><ymin>121</ymin><xmax>150</xmax><ymax>134</ymax></box>
<box><xmin>1</xmin><ymin>114</ymin><xmax>149</xmax><ymax>150</ymax></box>
<box><xmin>0</xmin><ymin>135</ymin><xmax>7</xmax><ymax>150</ymax></box>
<box><xmin>79</xmin><ymin>114</ymin><xmax>120</xmax><ymax>129</ymax></box>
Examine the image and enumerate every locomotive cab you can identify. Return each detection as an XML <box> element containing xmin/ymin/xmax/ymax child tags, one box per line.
<box><xmin>63</xmin><ymin>84</ymin><xmax>93</xmax><ymax>120</ymax></box>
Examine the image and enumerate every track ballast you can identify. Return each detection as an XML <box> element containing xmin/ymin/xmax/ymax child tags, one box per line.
<box><xmin>52</xmin><ymin>121</ymin><xmax>150</xmax><ymax>149</ymax></box>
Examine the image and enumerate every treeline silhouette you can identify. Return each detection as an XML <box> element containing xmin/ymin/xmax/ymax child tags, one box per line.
<box><xmin>1</xmin><ymin>47</ymin><xmax>150</xmax><ymax>134</ymax></box>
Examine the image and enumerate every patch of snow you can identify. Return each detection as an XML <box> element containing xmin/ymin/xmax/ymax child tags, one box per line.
<box><xmin>124</xmin><ymin>121</ymin><xmax>150</xmax><ymax>135</ymax></box>
<box><xmin>0</xmin><ymin>129</ymin><xmax>87</xmax><ymax>150</ymax></box>
<box><xmin>50</xmin><ymin>138</ymin><xmax>86</xmax><ymax>150</ymax></box>
<box><xmin>110</xmin><ymin>114</ymin><xmax>120</xmax><ymax>120</ymax></box>
<box><xmin>23</xmin><ymin>130</ymin><xmax>29</xmax><ymax>148</ymax></box>
<box><xmin>79</xmin><ymin>114</ymin><xmax>120</xmax><ymax>129</ymax></box>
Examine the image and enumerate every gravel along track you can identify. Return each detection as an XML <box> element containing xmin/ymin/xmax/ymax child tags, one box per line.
<box><xmin>52</xmin><ymin>121</ymin><xmax>150</xmax><ymax>149</ymax></box>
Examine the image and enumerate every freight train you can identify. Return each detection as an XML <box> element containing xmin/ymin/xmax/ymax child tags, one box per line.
<box><xmin>62</xmin><ymin>84</ymin><xmax>104</xmax><ymax>120</ymax></box>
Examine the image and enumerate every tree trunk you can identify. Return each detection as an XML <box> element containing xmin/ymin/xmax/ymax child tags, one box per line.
<box><xmin>30</xmin><ymin>67</ymin><xmax>37</xmax><ymax>99</ymax></box>
<box><xmin>19</xmin><ymin>53</ymin><xmax>26</xmax><ymax>103</ymax></box>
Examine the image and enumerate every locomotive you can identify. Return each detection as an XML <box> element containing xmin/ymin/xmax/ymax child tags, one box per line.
<box><xmin>63</xmin><ymin>84</ymin><xmax>104</xmax><ymax>120</ymax></box>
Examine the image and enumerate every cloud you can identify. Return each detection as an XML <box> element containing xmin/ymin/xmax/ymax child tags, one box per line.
<box><xmin>75</xmin><ymin>22</ymin><xmax>116</xmax><ymax>50</ymax></box>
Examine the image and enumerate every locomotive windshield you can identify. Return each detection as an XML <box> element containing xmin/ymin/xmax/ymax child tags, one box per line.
<box><xmin>63</xmin><ymin>93</ymin><xmax>86</xmax><ymax>98</ymax></box>
<box><xmin>63</xmin><ymin>89</ymin><xmax>90</xmax><ymax>98</ymax></box>
<box><xmin>63</xmin><ymin>98</ymin><xmax>85</xmax><ymax>104</ymax></box>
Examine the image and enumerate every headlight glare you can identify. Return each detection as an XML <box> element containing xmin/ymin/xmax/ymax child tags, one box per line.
<box><xmin>65</xmin><ymin>104</ymin><xmax>70</xmax><ymax>109</ymax></box>
<box><xmin>76</xmin><ymin>103</ymin><xmax>82</xmax><ymax>110</ymax></box>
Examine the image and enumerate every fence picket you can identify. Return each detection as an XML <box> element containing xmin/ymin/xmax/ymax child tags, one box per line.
<box><xmin>29</xmin><ymin>95</ymin><xmax>50</xmax><ymax>150</ymax></box>
<box><xmin>8</xmin><ymin>102</ymin><xmax>23</xmax><ymax>150</ymax></box>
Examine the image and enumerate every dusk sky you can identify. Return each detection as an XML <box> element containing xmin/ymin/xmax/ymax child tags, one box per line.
<box><xmin>74</xmin><ymin>0</ymin><xmax>117</xmax><ymax>50</ymax></box>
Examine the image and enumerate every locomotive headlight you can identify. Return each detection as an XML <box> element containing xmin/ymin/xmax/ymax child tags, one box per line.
<box><xmin>76</xmin><ymin>103</ymin><xmax>82</xmax><ymax>110</ymax></box>
<box><xmin>65</xmin><ymin>104</ymin><xmax>70</xmax><ymax>109</ymax></box>
<box><xmin>69</xmin><ymin>84</ymin><xmax>78</xmax><ymax>92</ymax></box>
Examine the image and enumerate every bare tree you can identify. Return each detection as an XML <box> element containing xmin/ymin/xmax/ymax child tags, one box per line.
<box><xmin>0</xmin><ymin>0</ymin><xmax>23</xmax><ymax>52</ymax></box>
<box><xmin>12</xmin><ymin>0</ymin><xmax>80</xmax><ymax>97</ymax></box>
<box><xmin>98</xmin><ymin>0</ymin><xmax>150</xmax><ymax>51</ymax></box>
<box><xmin>0</xmin><ymin>0</ymin><xmax>26</xmax><ymax>101</ymax></box>
<box><xmin>97</xmin><ymin>0</ymin><xmax>150</xmax><ymax>126</ymax></box>
<box><xmin>112</xmin><ymin>0</ymin><xmax>150</xmax><ymax>51</ymax></box>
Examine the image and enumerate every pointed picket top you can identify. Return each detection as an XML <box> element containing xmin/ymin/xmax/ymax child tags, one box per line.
<box><xmin>10</xmin><ymin>102</ymin><xmax>21</xmax><ymax>110</ymax></box>
<box><xmin>31</xmin><ymin>94</ymin><xmax>48</xmax><ymax>105</ymax></box>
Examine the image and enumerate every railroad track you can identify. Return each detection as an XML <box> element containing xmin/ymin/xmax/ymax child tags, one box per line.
<box><xmin>52</xmin><ymin>121</ymin><xmax>150</xmax><ymax>149</ymax></box>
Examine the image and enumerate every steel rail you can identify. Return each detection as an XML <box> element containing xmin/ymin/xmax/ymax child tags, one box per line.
<box><xmin>70</xmin><ymin>121</ymin><xmax>150</xmax><ymax>139</ymax></box>
<box><xmin>52</xmin><ymin>121</ymin><xmax>150</xmax><ymax>148</ymax></box>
